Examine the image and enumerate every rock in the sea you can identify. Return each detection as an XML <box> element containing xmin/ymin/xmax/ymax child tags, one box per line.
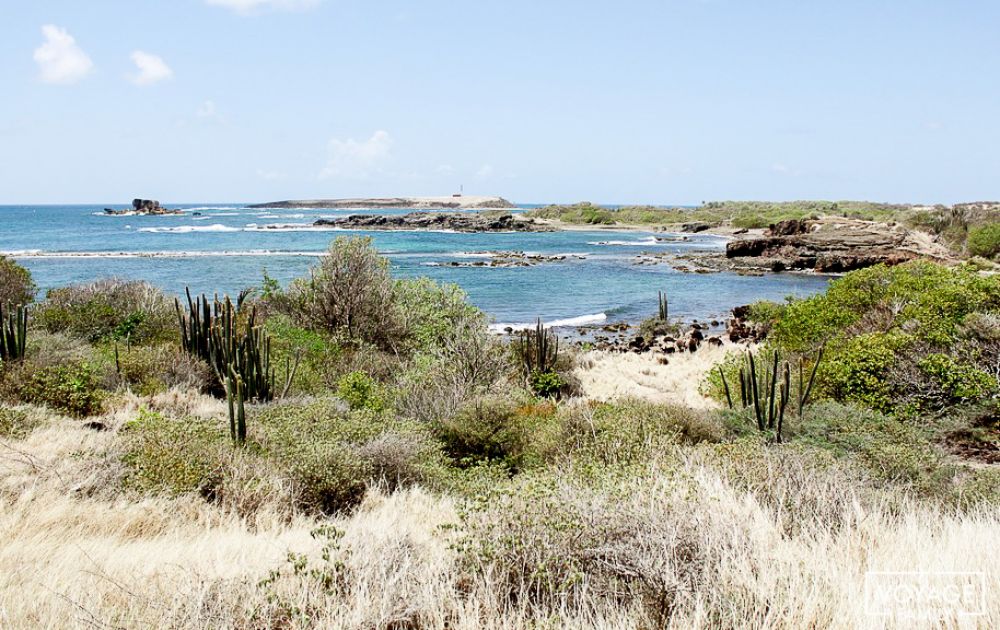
<box><xmin>311</xmin><ymin>211</ymin><xmax>551</xmax><ymax>233</ymax></box>
<box><xmin>104</xmin><ymin>199</ymin><xmax>183</xmax><ymax>216</ymax></box>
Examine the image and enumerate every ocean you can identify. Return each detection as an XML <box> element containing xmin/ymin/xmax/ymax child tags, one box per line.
<box><xmin>0</xmin><ymin>204</ymin><xmax>830</xmax><ymax>329</ymax></box>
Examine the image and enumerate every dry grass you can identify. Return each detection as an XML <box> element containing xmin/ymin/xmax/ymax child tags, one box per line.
<box><xmin>0</xmin><ymin>394</ymin><xmax>997</xmax><ymax>628</ymax></box>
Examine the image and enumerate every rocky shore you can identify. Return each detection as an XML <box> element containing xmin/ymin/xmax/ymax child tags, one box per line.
<box><xmin>309</xmin><ymin>211</ymin><xmax>552</xmax><ymax>233</ymax></box>
<box><xmin>723</xmin><ymin>217</ymin><xmax>954</xmax><ymax>272</ymax></box>
<box><xmin>251</xmin><ymin>196</ymin><xmax>516</xmax><ymax>210</ymax></box>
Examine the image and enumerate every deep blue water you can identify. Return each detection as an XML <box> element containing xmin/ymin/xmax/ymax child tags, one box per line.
<box><xmin>0</xmin><ymin>204</ymin><xmax>830</xmax><ymax>328</ymax></box>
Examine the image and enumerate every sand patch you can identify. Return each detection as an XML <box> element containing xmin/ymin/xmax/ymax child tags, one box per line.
<box><xmin>574</xmin><ymin>343</ymin><xmax>747</xmax><ymax>409</ymax></box>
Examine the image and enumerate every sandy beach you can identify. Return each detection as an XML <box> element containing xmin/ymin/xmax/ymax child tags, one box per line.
<box><xmin>574</xmin><ymin>342</ymin><xmax>747</xmax><ymax>410</ymax></box>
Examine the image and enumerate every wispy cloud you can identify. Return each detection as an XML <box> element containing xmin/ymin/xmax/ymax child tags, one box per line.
<box><xmin>205</xmin><ymin>0</ymin><xmax>321</xmax><ymax>15</ymax></box>
<box><xmin>33</xmin><ymin>25</ymin><xmax>93</xmax><ymax>85</ymax></box>
<box><xmin>196</xmin><ymin>100</ymin><xmax>219</xmax><ymax>119</ymax></box>
<box><xmin>319</xmin><ymin>130</ymin><xmax>392</xmax><ymax>180</ymax></box>
<box><xmin>130</xmin><ymin>51</ymin><xmax>173</xmax><ymax>86</ymax></box>
<box><xmin>475</xmin><ymin>164</ymin><xmax>495</xmax><ymax>179</ymax></box>
<box><xmin>257</xmin><ymin>169</ymin><xmax>286</xmax><ymax>181</ymax></box>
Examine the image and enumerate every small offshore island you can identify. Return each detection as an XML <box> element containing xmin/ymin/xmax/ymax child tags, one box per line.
<box><xmin>250</xmin><ymin>195</ymin><xmax>516</xmax><ymax>210</ymax></box>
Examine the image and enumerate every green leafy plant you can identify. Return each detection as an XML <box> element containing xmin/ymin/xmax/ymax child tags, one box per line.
<box><xmin>335</xmin><ymin>370</ymin><xmax>385</xmax><ymax>412</ymax></box>
<box><xmin>967</xmin><ymin>223</ymin><xmax>1000</xmax><ymax>259</ymax></box>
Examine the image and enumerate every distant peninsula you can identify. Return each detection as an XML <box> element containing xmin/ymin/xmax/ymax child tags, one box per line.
<box><xmin>249</xmin><ymin>195</ymin><xmax>516</xmax><ymax>210</ymax></box>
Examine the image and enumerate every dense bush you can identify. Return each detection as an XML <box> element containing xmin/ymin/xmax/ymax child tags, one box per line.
<box><xmin>0</xmin><ymin>332</ymin><xmax>108</xmax><ymax>417</ymax></box>
<box><xmin>967</xmin><ymin>223</ymin><xmax>1000</xmax><ymax>259</ymax></box>
<box><xmin>793</xmin><ymin>401</ymin><xmax>954</xmax><ymax>496</ymax></box>
<box><xmin>37</xmin><ymin>278</ymin><xmax>176</xmax><ymax>344</ymax></box>
<box><xmin>0</xmin><ymin>406</ymin><xmax>37</xmax><ymax>439</ymax></box>
<box><xmin>121</xmin><ymin>398</ymin><xmax>448</xmax><ymax>515</ymax></box>
<box><xmin>268</xmin><ymin>237</ymin><xmax>403</xmax><ymax>350</ymax></box>
<box><xmin>335</xmin><ymin>371</ymin><xmax>385</xmax><ymax>412</ymax></box>
<box><xmin>268</xmin><ymin>237</ymin><xmax>489</xmax><ymax>357</ymax></box>
<box><xmin>7</xmin><ymin>361</ymin><xmax>106</xmax><ymax>417</ymax></box>
<box><xmin>108</xmin><ymin>344</ymin><xmax>214</xmax><ymax>395</ymax></box>
<box><xmin>0</xmin><ymin>256</ymin><xmax>36</xmax><ymax>307</ymax></box>
<box><xmin>757</xmin><ymin>262</ymin><xmax>1000</xmax><ymax>413</ymax></box>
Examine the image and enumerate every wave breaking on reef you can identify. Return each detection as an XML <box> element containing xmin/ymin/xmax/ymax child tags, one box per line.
<box><xmin>489</xmin><ymin>312</ymin><xmax>608</xmax><ymax>333</ymax></box>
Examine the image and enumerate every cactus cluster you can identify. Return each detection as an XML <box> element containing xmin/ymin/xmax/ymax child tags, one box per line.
<box><xmin>0</xmin><ymin>303</ymin><xmax>28</xmax><ymax>363</ymax></box>
<box><xmin>719</xmin><ymin>346</ymin><xmax>823</xmax><ymax>443</ymax></box>
<box><xmin>175</xmin><ymin>288</ymin><xmax>275</xmax><ymax>403</ymax></box>
<box><xmin>515</xmin><ymin>318</ymin><xmax>559</xmax><ymax>377</ymax></box>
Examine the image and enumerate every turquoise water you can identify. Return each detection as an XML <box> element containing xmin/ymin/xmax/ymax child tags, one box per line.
<box><xmin>0</xmin><ymin>204</ymin><xmax>830</xmax><ymax>328</ymax></box>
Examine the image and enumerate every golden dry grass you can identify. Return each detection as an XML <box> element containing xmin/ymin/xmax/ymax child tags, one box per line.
<box><xmin>0</xmin><ymin>392</ymin><xmax>997</xmax><ymax>629</ymax></box>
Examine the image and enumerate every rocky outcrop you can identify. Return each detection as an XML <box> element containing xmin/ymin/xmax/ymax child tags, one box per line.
<box><xmin>429</xmin><ymin>251</ymin><xmax>586</xmax><ymax>268</ymax></box>
<box><xmin>251</xmin><ymin>196</ymin><xmax>517</xmax><ymax>210</ymax></box>
<box><xmin>104</xmin><ymin>199</ymin><xmax>183</xmax><ymax>215</ymax></box>
<box><xmin>725</xmin><ymin>217</ymin><xmax>953</xmax><ymax>272</ymax></box>
<box><xmin>310</xmin><ymin>212</ymin><xmax>552</xmax><ymax>233</ymax></box>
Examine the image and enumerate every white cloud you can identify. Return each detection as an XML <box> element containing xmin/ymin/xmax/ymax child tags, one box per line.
<box><xmin>475</xmin><ymin>164</ymin><xmax>495</xmax><ymax>179</ymax></box>
<box><xmin>33</xmin><ymin>25</ymin><xmax>93</xmax><ymax>85</ymax></box>
<box><xmin>435</xmin><ymin>164</ymin><xmax>456</xmax><ymax>175</ymax></box>
<box><xmin>319</xmin><ymin>130</ymin><xmax>392</xmax><ymax>180</ymax></box>
<box><xmin>130</xmin><ymin>51</ymin><xmax>173</xmax><ymax>86</ymax></box>
<box><xmin>205</xmin><ymin>0</ymin><xmax>321</xmax><ymax>14</ymax></box>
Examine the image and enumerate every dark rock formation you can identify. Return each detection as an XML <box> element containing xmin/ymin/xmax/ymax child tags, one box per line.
<box><xmin>310</xmin><ymin>212</ymin><xmax>551</xmax><ymax>233</ymax></box>
<box><xmin>104</xmin><ymin>199</ymin><xmax>183</xmax><ymax>216</ymax></box>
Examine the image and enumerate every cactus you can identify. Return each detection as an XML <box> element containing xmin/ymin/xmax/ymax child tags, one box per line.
<box><xmin>225</xmin><ymin>368</ymin><xmax>247</xmax><ymax>445</ymax></box>
<box><xmin>176</xmin><ymin>288</ymin><xmax>275</xmax><ymax>402</ymax></box>
<box><xmin>719</xmin><ymin>346</ymin><xmax>823</xmax><ymax>443</ymax></box>
<box><xmin>0</xmin><ymin>303</ymin><xmax>28</xmax><ymax>363</ymax></box>
<box><xmin>658</xmin><ymin>291</ymin><xmax>669</xmax><ymax>321</ymax></box>
<box><xmin>515</xmin><ymin>318</ymin><xmax>559</xmax><ymax>377</ymax></box>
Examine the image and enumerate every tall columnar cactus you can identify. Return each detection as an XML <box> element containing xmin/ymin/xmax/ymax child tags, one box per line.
<box><xmin>516</xmin><ymin>318</ymin><xmax>559</xmax><ymax>377</ymax></box>
<box><xmin>0</xmin><ymin>303</ymin><xmax>28</xmax><ymax>363</ymax></box>
<box><xmin>718</xmin><ymin>346</ymin><xmax>823</xmax><ymax>443</ymax></box>
<box><xmin>176</xmin><ymin>288</ymin><xmax>275</xmax><ymax>402</ymax></box>
<box><xmin>225</xmin><ymin>367</ymin><xmax>247</xmax><ymax>445</ymax></box>
<box><xmin>658</xmin><ymin>291</ymin><xmax>669</xmax><ymax>321</ymax></box>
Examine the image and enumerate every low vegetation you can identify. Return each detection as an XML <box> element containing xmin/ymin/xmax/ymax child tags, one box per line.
<box><xmin>0</xmin><ymin>248</ymin><xmax>997</xmax><ymax>627</ymax></box>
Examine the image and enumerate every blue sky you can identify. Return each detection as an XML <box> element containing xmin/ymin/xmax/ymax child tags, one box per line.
<box><xmin>1</xmin><ymin>0</ymin><xmax>998</xmax><ymax>205</ymax></box>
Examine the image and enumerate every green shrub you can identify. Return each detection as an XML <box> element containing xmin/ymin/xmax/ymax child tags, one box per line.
<box><xmin>528</xmin><ymin>370</ymin><xmax>564</xmax><ymax>398</ymax></box>
<box><xmin>268</xmin><ymin>237</ymin><xmax>404</xmax><ymax>351</ymax></box>
<box><xmin>432</xmin><ymin>397</ymin><xmax>527</xmax><ymax>469</ymax></box>
<box><xmin>0</xmin><ymin>406</ymin><xmax>37</xmax><ymax>439</ymax></box>
<box><xmin>121</xmin><ymin>409</ymin><xmax>229</xmax><ymax>496</ymax></box>
<box><xmin>110</xmin><ymin>344</ymin><xmax>214</xmax><ymax>395</ymax></box>
<box><xmin>967</xmin><ymin>223</ymin><xmax>1000</xmax><ymax>258</ymax></box>
<box><xmin>916</xmin><ymin>354</ymin><xmax>995</xmax><ymax>403</ymax></box>
<box><xmin>0</xmin><ymin>256</ymin><xmax>35</xmax><ymax>307</ymax></box>
<box><xmin>393</xmin><ymin>277</ymin><xmax>484</xmax><ymax>352</ymax></box>
<box><xmin>820</xmin><ymin>333</ymin><xmax>903</xmax><ymax>413</ymax></box>
<box><xmin>335</xmin><ymin>371</ymin><xmax>385</xmax><ymax>412</ymax></box>
<box><xmin>263</xmin><ymin>315</ymin><xmax>344</xmax><ymax>395</ymax></box>
<box><xmin>37</xmin><ymin>279</ymin><xmax>176</xmax><ymax>344</ymax></box>
<box><xmin>794</xmin><ymin>401</ymin><xmax>953</xmax><ymax>496</ymax></box>
<box><xmin>13</xmin><ymin>362</ymin><xmax>106</xmax><ymax>417</ymax></box>
<box><xmin>122</xmin><ymin>399</ymin><xmax>448</xmax><ymax>515</ymax></box>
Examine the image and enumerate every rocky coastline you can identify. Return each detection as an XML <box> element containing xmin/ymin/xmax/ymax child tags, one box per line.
<box><xmin>309</xmin><ymin>211</ymin><xmax>552</xmax><ymax>233</ymax></box>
